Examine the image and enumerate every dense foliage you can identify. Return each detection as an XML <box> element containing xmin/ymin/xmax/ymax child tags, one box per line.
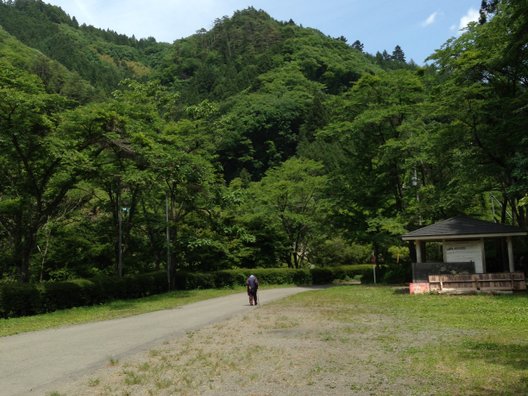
<box><xmin>0</xmin><ymin>0</ymin><xmax>526</xmax><ymax>284</ymax></box>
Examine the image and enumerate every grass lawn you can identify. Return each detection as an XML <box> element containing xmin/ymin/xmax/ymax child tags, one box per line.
<box><xmin>0</xmin><ymin>287</ymin><xmax>246</xmax><ymax>337</ymax></box>
<box><xmin>278</xmin><ymin>286</ymin><xmax>528</xmax><ymax>395</ymax></box>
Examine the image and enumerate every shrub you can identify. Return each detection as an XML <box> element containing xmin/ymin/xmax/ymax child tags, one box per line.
<box><xmin>293</xmin><ymin>269</ymin><xmax>311</xmax><ymax>285</ymax></box>
<box><xmin>0</xmin><ymin>282</ymin><xmax>41</xmax><ymax>318</ymax></box>
<box><xmin>173</xmin><ymin>271</ymin><xmax>215</xmax><ymax>290</ymax></box>
<box><xmin>123</xmin><ymin>276</ymin><xmax>144</xmax><ymax>299</ymax></box>
<box><xmin>136</xmin><ymin>271</ymin><xmax>168</xmax><ymax>295</ymax></box>
<box><xmin>308</xmin><ymin>264</ymin><xmax>381</xmax><ymax>284</ymax></box>
<box><xmin>247</xmin><ymin>268</ymin><xmax>299</xmax><ymax>285</ymax></box>
<box><xmin>70</xmin><ymin>278</ymin><xmax>102</xmax><ymax>305</ymax></box>
<box><xmin>42</xmin><ymin>281</ymin><xmax>84</xmax><ymax>312</ymax></box>
<box><xmin>310</xmin><ymin>237</ymin><xmax>372</xmax><ymax>266</ymax></box>
<box><xmin>95</xmin><ymin>276</ymin><xmax>127</xmax><ymax>300</ymax></box>
<box><xmin>310</xmin><ymin>267</ymin><xmax>334</xmax><ymax>284</ymax></box>
<box><xmin>93</xmin><ymin>272</ymin><xmax>168</xmax><ymax>299</ymax></box>
<box><xmin>91</xmin><ymin>276</ymin><xmax>120</xmax><ymax>300</ymax></box>
<box><xmin>382</xmin><ymin>263</ymin><xmax>411</xmax><ymax>284</ymax></box>
<box><xmin>214</xmin><ymin>270</ymin><xmax>245</xmax><ymax>288</ymax></box>
<box><xmin>360</xmin><ymin>265</ymin><xmax>384</xmax><ymax>284</ymax></box>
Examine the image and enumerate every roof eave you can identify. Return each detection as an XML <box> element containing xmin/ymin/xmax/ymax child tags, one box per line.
<box><xmin>402</xmin><ymin>232</ymin><xmax>527</xmax><ymax>241</ymax></box>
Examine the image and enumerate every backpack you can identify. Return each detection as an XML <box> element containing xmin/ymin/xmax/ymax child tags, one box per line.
<box><xmin>247</xmin><ymin>275</ymin><xmax>257</xmax><ymax>290</ymax></box>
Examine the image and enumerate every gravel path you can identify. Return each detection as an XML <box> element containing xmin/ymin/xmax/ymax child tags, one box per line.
<box><xmin>0</xmin><ymin>287</ymin><xmax>316</xmax><ymax>395</ymax></box>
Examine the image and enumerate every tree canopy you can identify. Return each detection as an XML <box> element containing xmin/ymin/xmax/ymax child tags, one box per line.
<box><xmin>0</xmin><ymin>0</ymin><xmax>526</xmax><ymax>282</ymax></box>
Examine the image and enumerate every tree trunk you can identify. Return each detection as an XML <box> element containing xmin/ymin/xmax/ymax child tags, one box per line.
<box><xmin>166</xmin><ymin>189</ymin><xmax>181</xmax><ymax>290</ymax></box>
<box><xmin>15</xmin><ymin>228</ymin><xmax>37</xmax><ymax>283</ymax></box>
<box><xmin>292</xmin><ymin>242</ymin><xmax>299</xmax><ymax>269</ymax></box>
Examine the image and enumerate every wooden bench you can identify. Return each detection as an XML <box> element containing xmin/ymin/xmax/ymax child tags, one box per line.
<box><xmin>428</xmin><ymin>272</ymin><xmax>526</xmax><ymax>293</ymax></box>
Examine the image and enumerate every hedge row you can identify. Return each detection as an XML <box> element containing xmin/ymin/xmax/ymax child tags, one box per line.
<box><xmin>172</xmin><ymin>265</ymin><xmax>378</xmax><ymax>290</ymax></box>
<box><xmin>0</xmin><ymin>265</ymin><xmax>376</xmax><ymax>318</ymax></box>
<box><xmin>0</xmin><ymin>271</ymin><xmax>168</xmax><ymax>318</ymax></box>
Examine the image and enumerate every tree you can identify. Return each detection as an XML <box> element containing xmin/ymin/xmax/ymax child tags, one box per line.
<box><xmin>0</xmin><ymin>63</ymin><xmax>106</xmax><ymax>281</ymax></box>
<box><xmin>428</xmin><ymin>1</ymin><xmax>528</xmax><ymax>226</ymax></box>
<box><xmin>149</xmin><ymin>129</ymin><xmax>218</xmax><ymax>283</ymax></box>
<box><xmin>392</xmin><ymin>45</ymin><xmax>406</xmax><ymax>63</ymax></box>
<box><xmin>244</xmin><ymin>158</ymin><xmax>329</xmax><ymax>268</ymax></box>
<box><xmin>351</xmin><ymin>40</ymin><xmax>364</xmax><ymax>52</ymax></box>
<box><xmin>304</xmin><ymin>69</ymin><xmax>428</xmax><ymax>257</ymax></box>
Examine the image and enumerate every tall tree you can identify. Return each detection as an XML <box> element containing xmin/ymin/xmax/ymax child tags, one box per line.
<box><xmin>351</xmin><ymin>40</ymin><xmax>364</xmax><ymax>52</ymax></box>
<box><xmin>305</xmin><ymin>69</ymin><xmax>427</xmax><ymax>254</ymax></box>
<box><xmin>0</xmin><ymin>63</ymin><xmax>108</xmax><ymax>281</ymax></box>
<box><xmin>244</xmin><ymin>158</ymin><xmax>328</xmax><ymax>268</ymax></box>
<box><xmin>428</xmin><ymin>0</ymin><xmax>528</xmax><ymax>226</ymax></box>
<box><xmin>392</xmin><ymin>45</ymin><xmax>406</xmax><ymax>63</ymax></box>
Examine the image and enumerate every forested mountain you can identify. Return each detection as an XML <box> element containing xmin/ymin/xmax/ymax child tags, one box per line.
<box><xmin>0</xmin><ymin>0</ymin><xmax>526</xmax><ymax>283</ymax></box>
<box><xmin>160</xmin><ymin>9</ymin><xmax>379</xmax><ymax>101</ymax></box>
<box><xmin>0</xmin><ymin>24</ymin><xmax>97</xmax><ymax>102</ymax></box>
<box><xmin>0</xmin><ymin>0</ymin><xmax>169</xmax><ymax>93</ymax></box>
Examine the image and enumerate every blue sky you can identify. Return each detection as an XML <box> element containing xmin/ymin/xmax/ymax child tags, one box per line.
<box><xmin>45</xmin><ymin>0</ymin><xmax>481</xmax><ymax>64</ymax></box>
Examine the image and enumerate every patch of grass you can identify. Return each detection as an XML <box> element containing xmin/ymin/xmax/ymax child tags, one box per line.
<box><xmin>123</xmin><ymin>369</ymin><xmax>145</xmax><ymax>385</ymax></box>
<box><xmin>87</xmin><ymin>377</ymin><xmax>100</xmax><ymax>387</ymax></box>
<box><xmin>0</xmin><ymin>287</ymin><xmax>247</xmax><ymax>337</ymax></box>
<box><xmin>277</xmin><ymin>286</ymin><xmax>528</xmax><ymax>394</ymax></box>
<box><xmin>274</xmin><ymin>315</ymin><xmax>299</xmax><ymax>329</ymax></box>
<box><xmin>149</xmin><ymin>349</ymin><xmax>161</xmax><ymax>357</ymax></box>
<box><xmin>138</xmin><ymin>362</ymin><xmax>151</xmax><ymax>372</ymax></box>
<box><xmin>155</xmin><ymin>377</ymin><xmax>172</xmax><ymax>390</ymax></box>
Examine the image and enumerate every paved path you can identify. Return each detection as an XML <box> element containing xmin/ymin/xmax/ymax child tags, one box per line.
<box><xmin>0</xmin><ymin>287</ymin><xmax>317</xmax><ymax>395</ymax></box>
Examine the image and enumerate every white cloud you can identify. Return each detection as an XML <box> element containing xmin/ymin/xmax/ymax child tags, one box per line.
<box><xmin>421</xmin><ymin>11</ymin><xmax>438</xmax><ymax>28</ymax></box>
<box><xmin>458</xmin><ymin>8</ymin><xmax>480</xmax><ymax>31</ymax></box>
<box><xmin>46</xmin><ymin>0</ymin><xmax>225</xmax><ymax>41</ymax></box>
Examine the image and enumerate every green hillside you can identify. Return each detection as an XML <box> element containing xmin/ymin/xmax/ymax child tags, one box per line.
<box><xmin>159</xmin><ymin>8</ymin><xmax>379</xmax><ymax>102</ymax></box>
<box><xmin>155</xmin><ymin>8</ymin><xmax>381</xmax><ymax>180</ymax></box>
<box><xmin>0</xmin><ymin>25</ymin><xmax>96</xmax><ymax>102</ymax></box>
<box><xmin>0</xmin><ymin>0</ymin><xmax>169</xmax><ymax>92</ymax></box>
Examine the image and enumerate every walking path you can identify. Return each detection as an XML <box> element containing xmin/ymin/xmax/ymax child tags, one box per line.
<box><xmin>0</xmin><ymin>287</ymin><xmax>316</xmax><ymax>395</ymax></box>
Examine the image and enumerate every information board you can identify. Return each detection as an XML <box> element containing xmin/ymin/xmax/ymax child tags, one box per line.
<box><xmin>444</xmin><ymin>240</ymin><xmax>484</xmax><ymax>273</ymax></box>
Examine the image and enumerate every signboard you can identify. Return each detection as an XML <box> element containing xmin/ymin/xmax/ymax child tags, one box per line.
<box><xmin>444</xmin><ymin>240</ymin><xmax>483</xmax><ymax>273</ymax></box>
<box><xmin>409</xmin><ymin>282</ymin><xmax>430</xmax><ymax>294</ymax></box>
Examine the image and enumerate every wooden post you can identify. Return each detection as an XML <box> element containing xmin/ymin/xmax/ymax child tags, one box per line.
<box><xmin>480</xmin><ymin>238</ymin><xmax>486</xmax><ymax>273</ymax></box>
<box><xmin>507</xmin><ymin>236</ymin><xmax>515</xmax><ymax>273</ymax></box>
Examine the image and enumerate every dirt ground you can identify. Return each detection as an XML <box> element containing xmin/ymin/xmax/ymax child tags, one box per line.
<box><xmin>51</xmin><ymin>290</ymin><xmax>431</xmax><ymax>396</ymax></box>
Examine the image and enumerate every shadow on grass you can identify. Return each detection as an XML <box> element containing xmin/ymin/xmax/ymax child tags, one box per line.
<box><xmin>496</xmin><ymin>292</ymin><xmax>528</xmax><ymax>300</ymax></box>
<box><xmin>457</xmin><ymin>341</ymin><xmax>528</xmax><ymax>394</ymax></box>
<box><xmin>392</xmin><ymin>286</ymin><xmax>410</xmax><ymax>294</ymax></box>
<box><xmin>461</xmin><ymin>341</ymin><xmax>528</xmax><ymax>371</ymax></box>
<box><xmin>472</xmin><ymin>380</ymin><xmax>528</xmax><ymax>396</ymax></box>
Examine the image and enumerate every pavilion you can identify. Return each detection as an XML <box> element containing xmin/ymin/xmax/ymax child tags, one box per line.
<box><xmin>402</xmin><ymin>216</ymin><xmax>527</xmax><ymax>293</ymax></box>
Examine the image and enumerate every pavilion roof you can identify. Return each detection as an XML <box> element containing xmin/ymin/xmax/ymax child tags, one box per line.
<box><xmin>402</xmin><ymin>216</ymin><xmax>527</xmax><ymax>241</ymax></box>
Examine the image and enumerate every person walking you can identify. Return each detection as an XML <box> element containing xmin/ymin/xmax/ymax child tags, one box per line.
<box><xmin>246</xmin><ymin>274</ymin><xmax>259</xmax><ymax>306</ymax></box>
